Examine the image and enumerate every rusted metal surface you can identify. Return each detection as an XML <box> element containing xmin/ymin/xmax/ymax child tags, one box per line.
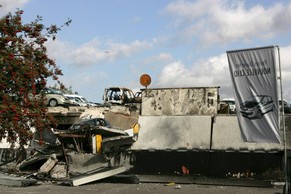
<box><xmin>141</xmin><ymin>87</ymin><xmax>219</xmax><ymax>116</ymax></box>
<box><xmin>104</xmin><ymin>110</ymin><xmax>139</xmax><ymax>129</ymax></box>
<box><xmin>57</xmin><ymin>134</ymin><xmax>86</xmax><ymax>138</ymax></box>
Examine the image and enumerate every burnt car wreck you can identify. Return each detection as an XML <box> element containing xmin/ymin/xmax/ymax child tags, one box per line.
<box><xmin>0</xmin><ymin>115</ymin><xmax>139</xmax><ymax>187</ymax></box>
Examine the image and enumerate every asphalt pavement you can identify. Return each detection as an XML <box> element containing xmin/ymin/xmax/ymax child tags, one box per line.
<box><xmin>0</xmin><ymin>174</ymin><xmax>284</xmax><ymax>194</ymax></box>
<box><xmin>0</xmin><ymin>181</ymin><xmax>284</xmax><ymax>194</ymax></box>
<box><xmin>0</xmin><ymin>172</ymin><xmax>285</xmax><ymax>194</ymax></box>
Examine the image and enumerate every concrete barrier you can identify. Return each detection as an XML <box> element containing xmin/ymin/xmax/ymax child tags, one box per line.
<box><xmin>211</xmin><ymin>115</ymin><xmax>284</xmax><ymax>152</ymax></box>
<box><xmin>131</xmin><ymin>115</ymin><xmax>212</xmax><ymax>151</ymax></box>
<box><xmin>132</xmin><ymin>114</ymin><xmax>286</xmax><ymax>152</ymax></box>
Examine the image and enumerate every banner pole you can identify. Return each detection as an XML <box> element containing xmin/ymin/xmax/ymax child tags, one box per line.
<box><xmin>276</xmin><ymin>45</ymin><xmax>288</xmax><ymax>193</ymax></box>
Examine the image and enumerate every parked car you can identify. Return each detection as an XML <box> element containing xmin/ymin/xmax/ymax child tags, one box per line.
<box><xmin>220</xmin><ymin>98</ymin><xmax>236</xmax><ymax>113</ymax></box>
<box><xmin>64</xmin><ymin>94</ymin><xmax>87</xmax><ymax>107</ymax></box>
<box><xmin>64</xmin><ymin>94</ymin><xmax>96</xmax><ymax>107</ymax></box>
<box><xmin>66</xmin><ymin>96</ymin><xmax>85</xmax><ymax>106</ymax></box>
<box><xmin>279</xmin><ymin>99</ymin><xmax>291</xmax><ymax>113</ymax></box>
<box><xmin>240</xmin><ymin>95</ymin><xmax>274</xmax><ymax>119</ymax></box>
<box><xmin>43</xmin><ymin>88</ymin><xmax>71</xmax><ymax>107</ymax></box>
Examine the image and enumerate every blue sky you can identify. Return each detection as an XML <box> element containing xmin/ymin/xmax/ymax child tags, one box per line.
<box><xmin>1</xmin><ymin>0</ymin><xmax>291</xmax><ymax>103</ymax></box>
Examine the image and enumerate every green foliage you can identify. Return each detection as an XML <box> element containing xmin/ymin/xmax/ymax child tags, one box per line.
<box><xmin>0</xmin><ymin>9</ymin><xmax>71</xmax><ymax>147</ymax></box>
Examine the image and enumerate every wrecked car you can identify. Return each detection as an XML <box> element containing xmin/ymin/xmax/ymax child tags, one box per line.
<box><xmin>62</xmin><ymin>117</ymin><xmax>137</xmax><ymax>154</ymax></box>
<box><xmin>103</xmin><ymin>87</ymin><xmax>137</xmax><ymax>105</ymax></box>
<box><xmin>69</xmin><ymin>117</ymin><xmax>112</xmax><ymax>131</ymax></box>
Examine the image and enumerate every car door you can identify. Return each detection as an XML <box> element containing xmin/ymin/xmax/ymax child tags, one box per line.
<box><xmin>260</xmin><ymin>96</ymin><xmax>273</xmax><ymax>113</ymax></box>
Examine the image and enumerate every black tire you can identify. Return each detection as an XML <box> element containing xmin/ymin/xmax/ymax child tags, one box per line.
<box><xmin>49</xmin><ymin>99</ymin><xmax>58</xmax><ymax>107</ymax></box>
<box><xmin>257</xmin><ymin>109</ymin><xmax>263</xmax><ymax>119</ymax></box>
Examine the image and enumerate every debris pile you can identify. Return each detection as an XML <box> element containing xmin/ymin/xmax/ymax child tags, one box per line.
<box><xmin>0</xmin><ymin>117</ymin><xmax>139</xmax><ymax>187</ymax></box>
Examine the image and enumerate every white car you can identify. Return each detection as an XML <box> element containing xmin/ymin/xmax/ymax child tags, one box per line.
<box><xmin>279</xmin><ymin>99</ymin><xmax>291</xmax><ymax>113</ymax></box>
<box><xmin>64</xmin><ymin>94</ymin><xmax>96</xmax><ymax>107</ymax></box>
<box><xmin>43</xmin><ymin>88</ymin><xmax>71</xmax><ymax>107</ymax></box>
<box><xmin>220</xmin><ymin>98</ymin><xmax>236</xmax><ymax>113</ymax></box>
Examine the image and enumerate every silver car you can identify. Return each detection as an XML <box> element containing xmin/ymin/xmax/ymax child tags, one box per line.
<box><xmin>240</xmin><ymin>95</ymin><xmax>274</xmax><ymax>119</ymax></box>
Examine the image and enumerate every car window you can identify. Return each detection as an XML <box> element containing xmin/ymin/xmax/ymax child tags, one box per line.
<box><xmin>85</xmin><ymin>120</ymin><xmax>95</xmax><ymax>127</ymax></box>
<box><xmin>74</xmin><ymin>97</ymin><xmax>82</xmax><ymax>102</ymax></box>
<box><xmin>279</xmin><ymin>100</ymin><xmax>286</xmax><ymax>106</ymax></box>
<box><xmin>45</xmin><ymin>88</ymin><xmax>62</xmax><ymax>95</ymax></box>
<box><xmin>81</xmin><ymin>97</ymin><xmax>89</xmax><ymax>103</ymax></box>
<box><xmin>228</xmin><ymin>101</ymin><xmax>235</xmax><ymax>105</ymax></box>
<box><xmin>98</xmin><ymin>119</ymin><xmax>106</xmax><ymax>127</ymax></box>
<box><xmin>261</xmin><ymin>97</ymin><xmax>268</xmax><ymax>104</ymax></box>
<box><xmin>221</xmin><ymin>100</ymin><xmax>234</xmax><ymax>105</ymax></box>
<box><xmin>75</xmin><ymin>119</ymin><xmax>97</xmax><ymax>128</ymax></box>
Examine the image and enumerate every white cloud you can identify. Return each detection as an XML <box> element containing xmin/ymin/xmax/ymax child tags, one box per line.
<box><xmin>162</xmin><ymin>0</ymin><xmax>291</xmax><ymax>46</ymax></box>
<box><xmin>0</xmin><ymin>0</ymin><xmax>29</xmax><ymax>16</ymax></box>
<box><xmin>157</xmin><ymin>46</ymin><xmax>291</xmax><ymax>101</ymax></box>
<box><xmin>46</xmin><ymin>39</ymin><xmax>152</xmax><ymax>67</ymax></box>
<box><xmin>107</xmin><ymin>40</ymin><xmax>152</xmax><ymax>59</ymax></box>
<box><xmin>157</xmin><ymin>54</ymin><xmax>229</xmax><ymax>88</ymax></box>
<box><xmin>280</xmin><ymin>45</ymin><xmax>291</xmax><ymax>74</ymax></box>
<box><xmin>280</xmin><ymin>45</ymin><xmax>291</xmax><ymax>100</ymax></box>
<box><xmin>143</xmin><ymin>53</ymin><xmax>174</xmax><ymax>65</ymax></box>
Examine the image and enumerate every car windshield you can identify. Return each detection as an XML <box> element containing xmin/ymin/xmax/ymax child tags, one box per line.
<box><xmin>70</xmin><ymin>118</ymin><xmax>111</xmax><ymax>131</ymax></box>
<box><xmin>248</xmin><ymin>96</ymin><xmax>262</xmax><ymax>103</ymax></box>
<box><xmin>81</xmin><ymin>97</ymin><xmax>89</xmax><ymax>103</ymax></box>
<box><xmin>222</xmin><ymin>100</ymin><xmax>235</xmax><ymax>105</ymax></box>
<box><xmin>46</xmin><ymin>88</ymin><xmax>63</xmax><ymax>95</ymax></box>
<box><xmin>279</xmin><ymin>100</ymin><xmax>287</xmax><ymax>106</ymax></box>
<box><xmin>74</xmin><ymin>97</ymin><xmax>83</xmax><ymax>103</ymax></box>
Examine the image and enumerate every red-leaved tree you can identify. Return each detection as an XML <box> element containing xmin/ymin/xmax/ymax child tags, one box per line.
<box><xmin>0</xmin><ymin>9</ymin><xmax>71</xmax><ymax>147</ymax></box>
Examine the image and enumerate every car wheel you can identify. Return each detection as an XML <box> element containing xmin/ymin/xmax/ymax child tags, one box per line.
<box><xmin>49</xmin><ymin>99</ymin><xmax>58</xmax><ymax>107</ymax></box>
<box><xmin>257</xmin><ymin>109</ymin><xmax>263</xmax><ymax>119</ymax></box>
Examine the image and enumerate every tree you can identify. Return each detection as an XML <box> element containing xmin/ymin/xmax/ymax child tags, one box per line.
<box><xmin>0</xmin><ymin>9</ymin><xmax>71</xmax><ymax>147</ymax></box>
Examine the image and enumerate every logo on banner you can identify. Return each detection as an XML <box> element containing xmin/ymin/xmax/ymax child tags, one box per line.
<box><xmin>240</xmin><ymin>95</ymin><xmax>274</xmax><ymax>119</ymax></box>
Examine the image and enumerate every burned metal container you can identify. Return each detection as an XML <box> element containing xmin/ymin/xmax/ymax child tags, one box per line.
<box><xmin>140</xmin><ymin>87</ymin><xmax>220</xmax><ymax>116</ymax></box>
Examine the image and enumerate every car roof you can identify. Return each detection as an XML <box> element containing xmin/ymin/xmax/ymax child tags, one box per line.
<box><xmin>64</xmin><ymin>94</ymin><xmax>84</xmax><ymax>98</ymax></box>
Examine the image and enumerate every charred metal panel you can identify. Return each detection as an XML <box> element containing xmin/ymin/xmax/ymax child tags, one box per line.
<box><xmin>131</xmin><ymin>115</ymin><xmax>212</xmax><ymax>151</ymax></box>
<box><xmin>141</xmin><ymin>87</ymin><xmax>219</xmax><ymax>116</ymax></box>
<box><xmin>104</xmin><ymin>110</ymin><xmax>139</xmax><ymax>129</ymax></box>
<box><xmin>211</xmin><ymin>115</ymin><xmax>284</xmax><ymax>152</ymax></box>
<box><xmin>67</xmin><ymin>152</ymin><xmax>107</xmax><ymax>174</ymax></box>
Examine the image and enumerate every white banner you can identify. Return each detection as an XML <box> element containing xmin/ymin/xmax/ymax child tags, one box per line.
<box><xmin>226</xmin><ymin>46</ymin><xmax>281</xmax><ymax>143</ymax></box>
